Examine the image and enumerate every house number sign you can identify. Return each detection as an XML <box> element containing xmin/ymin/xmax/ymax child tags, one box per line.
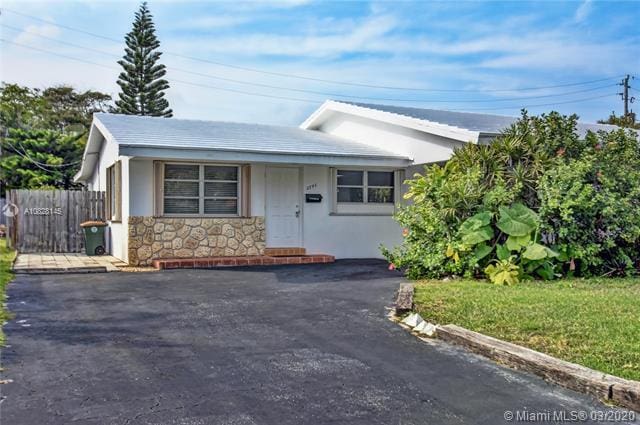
<box><xmin>23</xmin><ymin>207</ymin><xmax>63</xmax><ymax>216</ymax></box>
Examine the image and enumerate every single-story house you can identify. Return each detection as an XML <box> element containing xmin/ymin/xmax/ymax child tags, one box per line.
<box><xmin>74</xmin><ymin>100</ymin><xmax>617</xmax><ymax>265</ymax></box>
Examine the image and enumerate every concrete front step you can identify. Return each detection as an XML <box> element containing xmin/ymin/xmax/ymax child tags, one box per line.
<box><xmin>153</xmin><ymin>254</ymin><xmax>334</xmax><ymax>270</ymax></box>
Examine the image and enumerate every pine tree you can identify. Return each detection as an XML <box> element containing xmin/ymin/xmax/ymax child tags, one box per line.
<box><xmin>115</xmin><ymin>2</ymin><xmax>172</xmax><ymax>117</ymax></box>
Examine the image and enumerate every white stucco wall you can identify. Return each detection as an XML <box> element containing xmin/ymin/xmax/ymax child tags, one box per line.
<box><xmin>318</xmin><ymin>112</ymin><xmax>465</xmax><ymax>165</ymax></box>
<box><xmin>88</xmin><ymin>134</ymin><xmax>117</xmax><ymax>191</ymax></box>
<box><xmin>86</xmin><ymin>135</ymin><xmax>130</xmax><ymax>261</ymax></box>
<box><xmin>129</xmin><ymin>159</ymin><xmax>154</xmax><ymax>216</ymax></box>
<box><xmin>250</xmin><ymin>163</ymin><xmax>266</xmax><ymax>217</ymax></box>
<box><xmin>300</xmin><ymin>165</ymin><xmax>402</xmax><ymax>258</ymax></box>
<box><xmin>124</xmin><ymin>160</ymin><xmax>403</xmax><ymax>259</ymax></box>
<box><xmin>111</xmin><ymin>157</ymin><xmax>130</xmax><ymax>262</ymax></box>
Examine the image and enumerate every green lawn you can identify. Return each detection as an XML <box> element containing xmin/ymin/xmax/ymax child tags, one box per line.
<box><xmin>414</xmin><ymin>278</ymin><xmax>640</xmax><ymax>381</ymax></box>
<box><xmin>0</xmin><ymin>238</ymin><xmax>16</xmax><ymax>345</ymax></box>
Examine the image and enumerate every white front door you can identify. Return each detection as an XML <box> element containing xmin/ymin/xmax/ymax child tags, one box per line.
<box><xmin>266</xmin><ymin>167</ymin><xmax>301</xmax><ymax>247</ymax></box>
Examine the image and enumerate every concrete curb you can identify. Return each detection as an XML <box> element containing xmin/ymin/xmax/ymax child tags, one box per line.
<box><xmin>391</xmin><ymin>283</ymin><xmax>639</xmax><ymax>412</ymax></box>
<box><xmin>437</xmin><ymin>324</ymin><xmax>640</xmax><ymax>412</ymax></box>
<box><xmin>394</xmin><ymin>283</ymin><xmax>414</xmax><ymax>315</ymax></box>
<box><xmin>14</xmin><ymin>266</ymin><xmax>109</xmax><ymax>274</ymax></box>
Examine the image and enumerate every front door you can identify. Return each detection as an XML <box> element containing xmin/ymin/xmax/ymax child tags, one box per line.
<box><xmin>266</xmin><ymin>167</ymin><xmax>301</xmax><ymax>247</ymax></box>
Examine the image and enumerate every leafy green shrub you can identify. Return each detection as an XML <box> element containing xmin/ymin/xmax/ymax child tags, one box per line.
<box><xmin>538</xmin><ymin>129</ymin><xmax>640</xmax><ymax>277</ymax></box>
<box><xmin>485</xmin><ymin>258</ymin><xmax>520</xmax><ymax>285</ymax></box>
<box><xmin>383</xmin><ymin>111</ymin><xmax>640</xmax><ymax>282</ymax></box>
<box><xmin>453</xmin><ymin>204</ymin><xmax>558</xmax><ymax>284</ymax></box>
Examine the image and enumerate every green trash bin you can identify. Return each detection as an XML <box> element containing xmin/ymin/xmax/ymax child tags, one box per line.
<box><xmin>80</xmin><ymin>221</ymin><xmax>107</xmax><ymax>256</ymax></box>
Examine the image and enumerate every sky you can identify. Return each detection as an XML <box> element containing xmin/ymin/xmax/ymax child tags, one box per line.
<box><xmin>0</xmin><ymin>0</ymin><xmax>638</xmax><ymax>125</ymax></box>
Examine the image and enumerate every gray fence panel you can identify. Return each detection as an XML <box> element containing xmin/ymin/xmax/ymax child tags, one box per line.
<box><xmin>0</xmin><ymin>198</ymin><xmax>5</xmax><ymax>226</ymax></box>
<box><xmin>7</xmin><ymin>190</ymin><xmax>106</xmax><ymax>253</ymax></box>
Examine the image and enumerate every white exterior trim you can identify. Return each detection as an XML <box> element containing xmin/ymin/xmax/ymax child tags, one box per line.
<box><xmin>300</xmin><ymin>100</ymin><xmax>481</xmax><ymax>144</ymax></box>
<box><xmin>118</xmin><ymin>146</ymin><xmax>411</xmax><ymax>168</ymax></box>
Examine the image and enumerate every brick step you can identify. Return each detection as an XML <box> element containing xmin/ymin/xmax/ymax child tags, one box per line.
<box><xmin>264</xmin><ymin>247</ymin><xmax>306</xmax><ymax>257</ymax></box>
<box><xmin>153</xmin><ymin>254</ymin><xmax>334</xmax><ymax>270</ymax></box>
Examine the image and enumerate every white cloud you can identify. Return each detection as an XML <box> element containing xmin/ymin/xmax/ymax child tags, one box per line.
<box><xmin>0</xmin><ymin>0</ymin><xmax>635</xmax><ymax>124</ymax></box>
<box><xmin>170</xmin><ymin>15</ymin><xmax>250</xmax><ymax>31</ymax></box>
<box><xmin>477</xmin><ymin>35</ymin><xmax>637</xmax><ymax>73</ymax></box>
<box><xmin>13</xmin><ymin>24</ymin><xmax>61</xmax><ymax>45</ymax></box>
<box><xmin>165</xmin><ymin>14</ymin><xmax>399</xmax><ymax>58</ymax></box>
<box><xmin>574</xmin><ymin>0</ymin><xmax>593</xmax><ymax>23</ymax></box>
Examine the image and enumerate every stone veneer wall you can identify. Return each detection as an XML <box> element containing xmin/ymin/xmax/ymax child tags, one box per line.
<box><xmin>128</xmin><ymin>216</ymin><xmax>265</xmax><ymax>266</ymax></box>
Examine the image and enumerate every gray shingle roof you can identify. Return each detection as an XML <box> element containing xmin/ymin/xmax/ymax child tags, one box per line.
<box><xmin>340</xmin><ymin>101</ymin><xmax>619</xmax><ymax>138</ymax></box>
<box><xmin>95</xmin><ymin>113</ymin><xmax>407</xmax><ymax>159</ymax></box>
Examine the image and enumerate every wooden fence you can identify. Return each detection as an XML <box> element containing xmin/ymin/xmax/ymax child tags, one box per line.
<box><xmin>0</xmin><ymin>198</ymin><xmax>6</xmax><ymax>226</ymax></box>
<box><xmin>6</xmin><ymin>190</ymin><xmax>106</xmax><ymax>253</ymax></box>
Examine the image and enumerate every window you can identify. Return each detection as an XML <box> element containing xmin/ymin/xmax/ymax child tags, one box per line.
<box><xmin>106</xmin><ymin>161</ymin><xmax>121</xmax><ymax>221</ymax></box>
<box><xmin>336</xmin><ymin>170</ymin><xmax>364</xmax><ymax>202</ymax></box>
<box><xmin>367</xmin><ymin>171</ymin><xmax>394</xmax><ymax>203</ymax></box>
<box><xmin>163</xmin><ymin>163</ymin><xmax>239</xmax><ymax>216</ymax></box>
<box><xmin>336</xmin><ymin>170</ymin><xmax>394</xmax><ymax>204</ymax></box>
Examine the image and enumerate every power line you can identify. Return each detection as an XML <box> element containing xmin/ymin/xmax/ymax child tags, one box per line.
<box><xmin>0</xmin><ymin>7</ymin><xmax>624</xmax><ymax>94</ymax></box>
<box><xmin>4</xmin><ymin>138</ymin><xmax>82</xmax><ymax>170</ymax></box>
<box><xmin>0</xmin><ymin>23</ymin><xmax>619</xmax><ymax>105</ymax></box>
<box><xmin>0</xmin><ymin>38</ymin><xmax>319</xmax><ymax>104</ymax></box>
<box><xmin>451</xmin><ymin>93</ymin><xmax>615</xmax><ymax>111</ymax></box>
<box><xmin>2</xmin><ymin>38</ymin><xmax>617</xmax><ymax>113</ymax></box>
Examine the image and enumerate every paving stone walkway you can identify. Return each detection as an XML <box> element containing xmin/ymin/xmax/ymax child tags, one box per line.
<box><xmin>12</xmin><ymin>253</ymin><xmax>127</xmax><ymax>274</ymax></box>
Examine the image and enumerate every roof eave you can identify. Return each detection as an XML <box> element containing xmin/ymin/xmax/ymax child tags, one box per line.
<box><xmin>120</xmin><ymin>145</ymin><xmax>412</xmax><ymax>168</ymax></box>
<box><xmin>73</xmin><ymin>116</ymin><xmax>116</xmax><ymax>183</ymax></box>
<box><xmin>302</xmin><ymin>100</ymin><xmax>481</xmax><ymax>143</ymax></box>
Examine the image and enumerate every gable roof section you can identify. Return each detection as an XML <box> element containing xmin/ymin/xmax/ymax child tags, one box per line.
<box><xmin>96</xmin><ymin>113</ymin><xmax>411</xmax><ymax>158</ymax></box>
<box><xmin>301</xmin><ymin>100</ymin><xmax>619</xmax><ymax>142</ymax></box>
<box><xmin>75</xmin><ymin>113</ymin><xmax>410</xmax><ymax>182</ymax></box>
<box><xmin>301</xmin><ymin>100</ymin><xmax>482</xmax><ymax>142</ymax></box>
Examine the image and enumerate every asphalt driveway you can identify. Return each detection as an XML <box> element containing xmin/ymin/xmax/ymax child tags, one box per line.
<box><xmin>1</xmin><ymin>260</ymin><xmax>634</xmax><ymax>424</ymax></box>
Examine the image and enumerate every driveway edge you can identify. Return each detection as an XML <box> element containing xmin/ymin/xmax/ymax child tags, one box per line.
<box><xmin>437</xmin><ymin>324</ymin><xmax>640</xmax><ymax>412</ymax></box>
<box><xmin>14</xmin><ymin>266</ymin><xmax>109</xmax><ymax>274</ymax></box>
<box><xmin>390</xmin><ymin>283</ymin><xmax>639</xmax><ymax>412</ymax></box>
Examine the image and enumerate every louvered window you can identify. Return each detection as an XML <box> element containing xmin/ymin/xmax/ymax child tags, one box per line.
<box><xmin>163</xmin><ymin>163</ymin><xmax>239</xmax><ymax>216</ymax></box>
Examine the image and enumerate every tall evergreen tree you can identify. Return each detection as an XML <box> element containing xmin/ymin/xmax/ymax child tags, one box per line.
<box><xmin>115</xmin><ymin>2</ymin><xmax>172</xmax><ymax>117</ymax></box>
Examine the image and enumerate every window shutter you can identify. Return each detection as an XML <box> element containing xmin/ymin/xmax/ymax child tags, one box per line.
<box><xmin>153</xmin><ymin>161</ymin><xmax>164</xmax><ymax>216</ymax></box>
<box><xmin>241</xmin><ymin>164</ymin><xmax>251</xmax><ymax>217</ymax></box>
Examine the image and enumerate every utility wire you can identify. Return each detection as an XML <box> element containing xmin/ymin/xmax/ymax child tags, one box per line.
<box><xmin>4</xmin><ymin>138</ymin><xmax>82</xmax><ymax>170</ymax></box>
<box><xmin>451</xmin><ymin>93</ymin><xmax>615</xmax><ymax>111</ymax></box>
<box><xmin>2</xmin><ymin>38</ymin><xmax>617</xmax><ymax>113</ymax></box>
<box><xmin>0</xmin><ymin>7</ymin><xmax>624</xmax><ymax>94</ymax></box>
<box><xmin>0</xmin><ymin>38</ymin><xmax>319</xmax><ymax>104</ymax></box>
<box><xmin>0</xmin><ymin>23</ymin><xmax>619</xmax><ymax>105</ymax></box>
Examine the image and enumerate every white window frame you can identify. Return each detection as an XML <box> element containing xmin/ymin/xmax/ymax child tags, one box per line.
<box><xmin>330</xmin><ymin>168</ymin><xmax>403</xmax><ymax>216</ymax></box>
<box><xmin>161</xmin><ymin>162</ymin><xmax>241</xmax><ymax>217</ymax></box>
<box><xmin>336</xmin><ymin>169</ymin><xmax>395</xmax><ymax>204</ymax></box>
<box><xmin>106</xmin><ymin>161</ymin><xmax>121</xmax><ymax>222</ymax></box>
